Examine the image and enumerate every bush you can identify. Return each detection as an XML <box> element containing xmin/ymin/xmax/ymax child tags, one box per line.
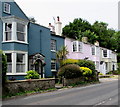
<box><xmin>61</xmin><ymin>59</ymin><xmax>78</xmax><ymax>67</ymax></box>
<box><xmin>0</xmin><ymin>51</ymin><xmax>7</xmax><ymax>86</ymax></box>
<box><xmin>118</xmin><ymin>63</ymin><xmax>120</xmax><ymax>71</ymax></box>
<box><xmin>57</xmin><ymin>64</ymin><xmax>82</xmax><ymax>79</ymax></box>
<box><xmin>25</xmin><ymin>70</ymin><xmax>40</xmax><ymax>79</ymax></box>
<box><xmin>80</xmin><ymin>67</ymin><xmax>92</xmax><ymax>77</ymax></box>
<box><xmin>107</xmin><ymin>70</ymin><xmax>120</xmax><ymax>75</ymax></box>
<box><xmin>61</xmin><ymin>59</ymin><xmax>96</xmax><ymax>74</ymax></box>
<box><xmin>99</xmin><ymin>73</ymin><xmax>104</xmax><ymax>75</ymax></box>
<box><xmin>77</xmin><ymin>60</ymin><xmax>95</xmax><ymax>73</ymax></box>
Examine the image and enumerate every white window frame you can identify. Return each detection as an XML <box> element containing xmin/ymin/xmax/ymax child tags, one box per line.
<box><xmin>73</xmin><ymin>41</ymin><xmax>77</xmax><ymax>52</ymax></box>
<box><xmin>51</xmin><ymin>39</ymin><xmax>56</xmax><ymax>52</ymax></box>
<box><xmin>51</xmin><ymin>60</ymin><xmax>56</xmax><ymax>72</ymax></box>
<box><xmin>73</xmin><ymin>41</ymin><xmax>83</xmax><ymax>52</ymax></box>
<box><xmin>4</xmin><ymin>51</ymin><xmax>28</xmax><ymax>75</ymax></box>
<box><xmin>102</xmin><ymin>49</ymin><xmax>108</xmax><ymax>58</ymax></box>
<box><xmin>4</xmin><ymin>3</ymin><xmax>10</xmax><ymax>14</ymax></box>
<box><xmin>2</xmin><ymin>17</ymin><xmax>28</xmax><ymax>44</ymax></box>
<box><xmin>78</xmin><ymin>42</ymin><xmax>83</xmax><ymax>52</ymax></box>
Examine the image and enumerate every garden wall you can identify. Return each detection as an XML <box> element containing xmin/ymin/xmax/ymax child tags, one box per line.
<box><xmin>3</xmin><ymin>78</ymin><xmax>55</xmax><ymax>96</ymax></box>
<box><xmin>63</xmin><ymin>77</ymin><xmax>84</xmax><ymax>86</ymax></box>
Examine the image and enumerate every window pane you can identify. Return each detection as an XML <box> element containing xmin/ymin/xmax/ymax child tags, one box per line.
<box><xmin>16</xmin><ymin>53</ymin><xmax>25</xmax><ymax>73</ymax></box>
<box><xmin>4</xmin><ymin>3</ymin><xmax>10</xmax><ymax>13</ymax></box>
<box><xmin>78</xmin><ymin>42</ymin><xmax>82</xmax><ymax>52</ymax></box>
<box><xmin>17</xmin><ymin>32</ymin><xmax>25</xmax><ymax>41</ymax></box>
<box><xmin>5</xmin><ymin>32</ymin><xmax>11</xmax><ymax>41</ymax></box>
<box><xmin>17</xmin><ymin>54</ymin><xmax>24</xmax><ymax>62</ymax></box>
<box><xmin>51</xmin><ymin>60</ymin><xmax>56</xmax><ymax>71</ymax></box>
<box><xmin>51</xmin><ymin>40</ymin><xmax>56</xmax><ymax>51</ymax></box>
<box><xmin>5</xmin><ymin>23</ymin><xmax>12</xmax><ymax>31</ymax></box>
<box><xmin>6</xmin><ymin>53</ymin><xmax>12</xmax><ymax>62</ymax></box>
<box><xmin>103</xmin><ymin>50</ymin><xmax>107</xmax><ymax>57</ymax></box>
<box><xmin>92</xmin><ymin>47</ymin><xmax>95</xmax><ymax>55</ymax></box>
<box><xmin>17</xmin><ymin>23</ymin><xmax>25</xmax><ymax>32</ymax></box>
<box><xmin>73</xmin><ymin>42</ymin><xmax>77</xmax><ymax>52</ymax></box>
<box><xmin>5</xmin><ymin>53</ymin><xmax>12</xmax><ymax>73</ymax></box>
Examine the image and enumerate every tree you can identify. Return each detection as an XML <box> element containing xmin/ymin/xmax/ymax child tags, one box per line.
<box><xmin>56</xmin><ymin>46</ymin><xmax>69</xmax><ymax>67</ymax></box>
<box><xmin>0</xmin><ymin>50</ymin><xmax>7</xmax><ymax>86</ymax></box>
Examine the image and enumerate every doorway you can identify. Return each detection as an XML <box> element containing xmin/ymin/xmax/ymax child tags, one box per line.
<box><xmin>35</xmin><ymin>59</ymin><xmax>43</xmax><ymax>78</ymax></box>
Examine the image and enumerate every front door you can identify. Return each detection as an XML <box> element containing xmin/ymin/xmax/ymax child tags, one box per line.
<box><xmin>35</xmin><ymin>60</ymin><xmax>43</xmax><ymax>78</ymax></box>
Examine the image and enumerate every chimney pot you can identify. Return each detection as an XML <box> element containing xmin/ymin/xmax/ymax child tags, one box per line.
<box><xmin>57</xmin><ymin>16</ymin><xmax>60</xmax><ymax>21</ymax></box>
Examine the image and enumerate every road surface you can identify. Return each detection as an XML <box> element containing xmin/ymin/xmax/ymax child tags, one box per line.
<box><xmin>2</xmin><ymin>80</ymin><xmax>119</xmax><ymax>106</ymax></box>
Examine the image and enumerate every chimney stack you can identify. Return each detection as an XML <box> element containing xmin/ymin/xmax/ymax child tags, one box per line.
<box><xmin>82</xmin><ymin>37</ymin><xmax>88</xmax><ymax>43</ymax></box>
<box><xmin>48</xmin><ymin>23</ymin><xmax>55</xmax><ymax>33</ymax></box>
<box><xmin>55</xmin><ymin>16</ymin><xmax>62</xmax><ymax>36</ymax></box>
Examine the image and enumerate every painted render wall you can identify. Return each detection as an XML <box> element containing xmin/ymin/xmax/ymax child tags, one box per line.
<box><xmin>51</xmin><ymin>34</ymin><xmax>65</xmax><ymax>72</ymax></box>
<box><xmin>65</xmin><ymin>37</ymin><xmax>100</xmax><ymax>62</ymax></box>
<box><xmin>28</xmin><ymin>23</ymin><xmax>52</xmax><ymax>77</ymax></box>
<box><xmin>2</xmin><ymin>2</ymin><xmax>28</xmax><ymax>20</ymax></box>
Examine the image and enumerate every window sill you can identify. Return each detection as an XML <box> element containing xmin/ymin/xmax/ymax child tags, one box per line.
<box><xmin>51</xmin><ymin>50</ymin><xmax>56</xmax><ymax>53</ymax></box>
<box><xmin>51</xmin><ymin>70</ymin><xmax>57</xmax><ymax>72</ymax></box>
<box><xmin>7</xmin><ymin>73</ymin><xmax>27</xmax><ymax>75</ymax></box>
<box><xmin>2</xmin><ymin>40</ymin><xmax>28</xmax><ymax>44</ymax></box>
<box><xmin>72</xmin><ymin>51</ymin><xmax>83</xmax><ymax>53</ymax></box>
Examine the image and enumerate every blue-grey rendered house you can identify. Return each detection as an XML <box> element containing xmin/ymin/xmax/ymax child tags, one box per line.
<box><xmin>0</xmin><ymin>1</ymin><xmax>64</xmax><ymax>80</ymax></box>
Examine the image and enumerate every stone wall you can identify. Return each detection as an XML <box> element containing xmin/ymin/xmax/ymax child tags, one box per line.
<box><xmin>3</xmin><ymin>78</ymin><xmax>55</xmax><ymax>96</ymax></box>
<box><xmin>63</xmin><ymin>77</ymin><xmax>84</xmax><ymax>86</ymax></box>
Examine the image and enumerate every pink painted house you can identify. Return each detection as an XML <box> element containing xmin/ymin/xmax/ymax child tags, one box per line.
<box><xmin>65</xmin><ymin>37</ymin><xmax>100</xmax><ymax>71</ymax></box>
<box><xmin>65</xmin><ymin>37</ymin><xmax>118</xmax><ymax>74</ymax></box>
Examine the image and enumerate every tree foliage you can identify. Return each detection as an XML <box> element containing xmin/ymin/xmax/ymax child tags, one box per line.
<box><xmin>62</xmin><ymin>18</ymin><xmax>120</xmax><ymax>62</ymax></box>
<box><xmin>56</xmin><ymin>46</ymin><xmax>69</xmax><ymax>67</ymax></box>
<box><xmin>0</xmin><ymin>50</ymin><xmax>7</xmax><ymax>86</ymax></box>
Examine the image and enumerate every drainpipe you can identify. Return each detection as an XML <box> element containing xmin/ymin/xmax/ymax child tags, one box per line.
<box><xmin>40</xmin><ymin>30</ymin><xmax>42</xmax><ymax>53</ymax></box>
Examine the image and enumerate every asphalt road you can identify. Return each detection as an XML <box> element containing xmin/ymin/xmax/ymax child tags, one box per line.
<box><xmin>2</xmin><ymin>80</ymin><xmax>119</xmax><ymax>106</ymax></box>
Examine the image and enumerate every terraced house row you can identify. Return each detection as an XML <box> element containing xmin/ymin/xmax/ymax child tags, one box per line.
<box><xmin>0</xmin><ymin>0</ymin><xmax>117</xmax><ymax>80</ymax></box>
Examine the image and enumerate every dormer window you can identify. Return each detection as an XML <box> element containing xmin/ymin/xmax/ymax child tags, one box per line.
<box><xmin>4</xmin><ymin>3</ymin><xmax>10</xmax><ymax>14</ymax></box>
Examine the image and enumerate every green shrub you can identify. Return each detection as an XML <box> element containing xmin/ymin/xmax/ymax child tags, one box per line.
<box><xmin>117</xmin><ymin>63</ymin><xmax>120</xmax><ymax>71</ymax></box>
<box><xmin>80</xmin><ymin>67</ymin><xmax>92</xmax><ymax>77</ymax></box>
<box><xmin>61</xmin><ymin>59</ymin><xmax>96</xmax><ymax>74</ymax></box>
<box><xmin>107</xmin><ymin>70</ymin><xmax>120</xmax><ymax>75</ymax></box>
<box><xmin>0</xmin><ymin>51</ymin><xmax>7</xmax><ymax>86</ymax></box>
<box><xmin>57</xmin><ymin>64</ymin><xmax>82</xmax><ymax>79</ymax></box>
<box><xmin>99</xmin><ymin>73</ymin><xmax>104</xmax><ymax>75</ymax></box>
<box><xmin>25</xmin><ymin>70</ymin><xmax>40</xmax><ymax>79</ymax></box>
<box><xmin>61</xmin><ymin>59</ymin><xmax>78</xmax><ymax>67</ymax></box>
<box><xmin>77</xmin><ymin>60</ymin><xmax>95</xmax><ymax>73</ymax></box>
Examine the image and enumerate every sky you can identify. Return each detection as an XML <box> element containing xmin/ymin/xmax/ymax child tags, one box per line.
<box><xmin>15</xmin><ymin>0</ymin><xmax>119</xmax><ymax>30</ymax></box>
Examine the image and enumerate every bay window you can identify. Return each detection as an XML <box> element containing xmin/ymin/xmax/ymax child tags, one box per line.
<box><xmin>2</xmin><ymin>16</ymin><xmax>28</xmax><ymax>43</ymax></box>
<box><xmin>4</xmin><ymin>51</ymin><xmax>28</xmax><ymax>75</ymax></box>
